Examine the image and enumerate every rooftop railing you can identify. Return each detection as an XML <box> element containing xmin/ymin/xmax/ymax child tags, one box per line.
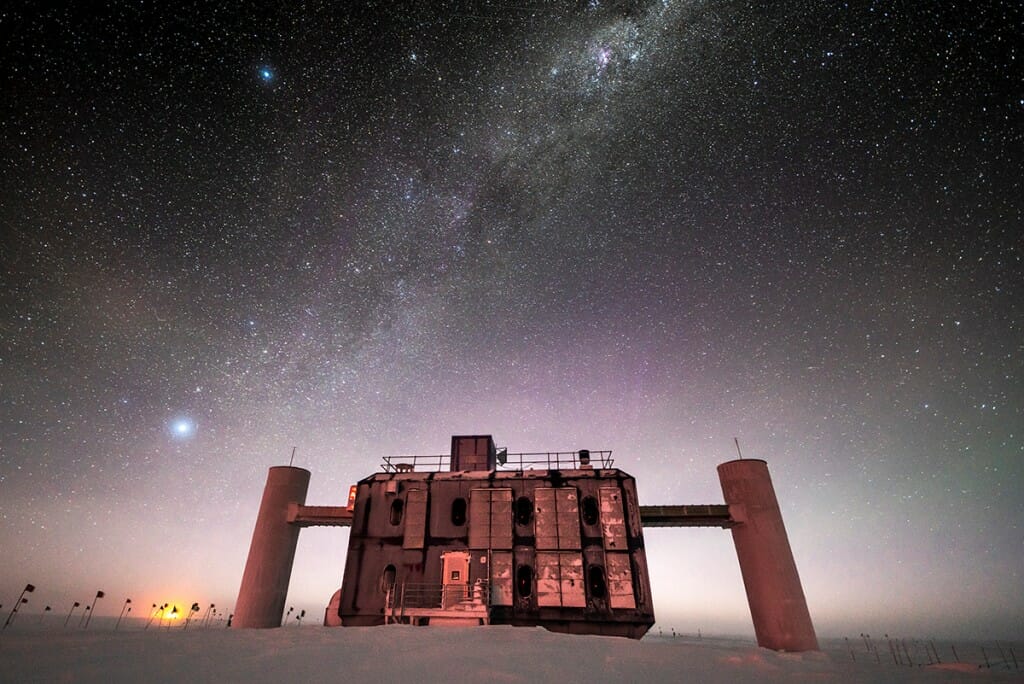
<box><xmin>380</xmin><ymin>453</ymin><xmax>450</xmax><ymax>472</ymax></box>
<box><xmin>380</xmin><ymin>450</ymin><xmax>614</xmax><ymax>473</ymax></box>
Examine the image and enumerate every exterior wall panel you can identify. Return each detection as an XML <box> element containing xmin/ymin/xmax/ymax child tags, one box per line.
<box><xmin>606</xmin><ymin>552</ymin><xmax>636</xmax><ymax>609</ymax></box>
<box><xmin>536</xmin><ymin>552</ymin><xmax>586</xmax><ymax>607</ymax></box>
<box><xmin>469</xmin><ymin>488</ymin><xmax>512</xmax><ymax>549</ymax></box>
<box><xmin>490</xmin><ymin>552</ymin><xmax>513</xmax><ymax>606</ymax></box>
<box><xmin>599</xmin><ymin>487</ymin><xmax>627</xmax><ymax>551</ymax></box>
<box><xmin>403</xmin><ymin>489</ymin><xmax>428</xmax><ymax>549</ymax></box>
<box><xmin>535</xmin><ymin>487</ymin><xmax>581</xmax><ymax>550</ymax></box>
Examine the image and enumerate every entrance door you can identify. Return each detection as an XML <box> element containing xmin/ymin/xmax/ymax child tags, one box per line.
<box><xmin>441</xmin><ymin>551</ymin><xmax>470</xmax><ymax>608</ymax></box>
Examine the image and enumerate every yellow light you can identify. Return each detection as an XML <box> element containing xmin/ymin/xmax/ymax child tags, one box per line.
<box><xmin>159</xmin><ymin>603</ymin><xmax>183</xmax><ymax>620</ymax></box>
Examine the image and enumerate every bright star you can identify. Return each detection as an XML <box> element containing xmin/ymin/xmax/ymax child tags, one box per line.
<box><xmin>259</xmin><ymin>67</ymin><xmax>274</xmax><ymax>82</ymax></box>
<box><xmin>171</xmin><ymin>419</ymin><xmax>196</xmax><ymax>438</ymax></box>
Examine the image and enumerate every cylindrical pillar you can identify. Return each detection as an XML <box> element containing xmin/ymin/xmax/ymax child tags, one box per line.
<box><xmin>718</xmin><ymin>459</ymin><xmax>818</xmax><ymax>651</ymax></box>
<box><xmin>233</xmin><ymin>466</ymin><xmax>310</xmax><ymax>628</ymax></box>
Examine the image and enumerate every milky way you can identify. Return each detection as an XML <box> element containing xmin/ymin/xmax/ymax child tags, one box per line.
<box><xmin>1</xmin><ymin>1</ymin><xmax>1021</xmax><ymax>638</ymax></box>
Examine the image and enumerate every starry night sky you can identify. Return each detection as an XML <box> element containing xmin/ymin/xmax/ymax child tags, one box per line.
<box><xmin>1</xmin><ymin>1</ymin><xmax>1021</xmax><ymax>638</ymax></box>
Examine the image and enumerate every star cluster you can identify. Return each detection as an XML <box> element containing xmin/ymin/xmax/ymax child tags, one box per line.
<box><xmin>0</xmin><ymin>1</ymin><xmax>1021</xmax><ymax>637</ymax></box>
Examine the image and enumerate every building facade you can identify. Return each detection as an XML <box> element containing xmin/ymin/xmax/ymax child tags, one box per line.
<box><xmin>333</xmin><ymin>435</ymin><xmax>654</xmax><ymax>637</ymax></box>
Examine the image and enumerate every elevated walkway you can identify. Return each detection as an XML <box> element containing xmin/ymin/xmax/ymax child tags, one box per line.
<box><xmin>638</xmin><ymin>504</ymin><xmax>736</xmax><ymax>528</ymax></box>
<box><xmin>287</xmin><ymin>503</ymin><xmax>737</xmax><ymax>528</ymax></box>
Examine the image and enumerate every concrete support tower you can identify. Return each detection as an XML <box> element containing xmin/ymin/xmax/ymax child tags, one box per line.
<box><xmin>234</xmin><ymin>466</ymin><xmax>310</xmax><ymax>628</ymax></box>
<box><xmin>718</xmin><ymin>459</ymin><xmax>818</xmax><ymax>651</ymax></box>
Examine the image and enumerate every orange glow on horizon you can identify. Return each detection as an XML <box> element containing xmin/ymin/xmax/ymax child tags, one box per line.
<box><xmin>152</xmin><ymin>602</ymin><xmax>185</xmax><ymax>620</ymax></box>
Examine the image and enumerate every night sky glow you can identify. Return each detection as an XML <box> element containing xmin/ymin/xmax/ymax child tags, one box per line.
<box><xmin>1</xmin><ymin>2</ymin><xmax>1021</xmax><ymax>639</ymax></box>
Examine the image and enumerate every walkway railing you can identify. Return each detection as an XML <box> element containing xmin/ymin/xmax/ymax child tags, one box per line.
<box><xmin>385</xmin><ymin>581</ymin><xmax>491</xmax><ymax>625</ymax></box>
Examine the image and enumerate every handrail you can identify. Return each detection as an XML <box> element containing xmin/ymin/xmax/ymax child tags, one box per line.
<box><xmin>505</xmin><ymin>451</ymin><xmax>614</xmax><ymax>469</ymax></box>
<box><xmin>381</xmin><ymin>454</ymin><xmax>450</xmax><ymax>472</ymax></box>
<box><xmin>381</xmin><ymin>450</ymin><xmax>614</xmax><ymax>472</ymax></box>
<box><xmin>386</xmin><ymin>581</ymin><xmax>490</xmax><ymax>610</ymax></box>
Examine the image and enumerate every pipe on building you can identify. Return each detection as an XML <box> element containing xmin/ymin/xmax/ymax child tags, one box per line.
<box><xmin>233</xmin><ymin>466</ymin><xmax>310</xmax><ymax>628</ymax></box>
<box><xmin>717</xmin><ymin>459</ymin><xmax>818</xmax><ymax>651</ymax></box>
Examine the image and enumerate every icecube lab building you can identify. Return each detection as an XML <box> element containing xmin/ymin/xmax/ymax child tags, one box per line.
<box><xmin>234</xmin><ymin>435</ymin><xmax>818</xmax><ymax>650</ymax></box>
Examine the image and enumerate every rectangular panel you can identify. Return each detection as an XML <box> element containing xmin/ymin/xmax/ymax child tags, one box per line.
<box><xmin>535</xmin><ymin>488</ymin><xmax>580</xmax><ymax>550</ymax></box>
<box><xmin>599</xmin><ymin>487</ymin><xmax>627</xmax><ymax>551</ymax></box>
<box><xmin>606</xmin><ymin>552</ymin><xmax>636</xmax><ymax>609</ymax></box>
<box><xmin>469</xmin><ymin>489</ymin><xmax>492</xmax><ymax>549</ymax></box>
<box><xmin>490</xmin><ymin>489</ymin><xmax>513</xmax><ymax>550</ymax></box>
<box><xmin>556</xmin><ymin>488</ymin><xmax>581</xmax><ymax>550</ymax></box>
<box><xmin>534</xmin><ymin>488</ymin><xmax>559</xmax><ymax>549</ymax></box>
<box><xmin>535</xmin><ymin>552</ymin><xmax>562</xmax><ymax>607</ymax></box>
<box><xmin>490</xmin><ymin>552</ymin><xmax>513</xmax><ymax>606</ymax></box>
<box><xmin>535</xmin><ymin>552</ymin><xmax>585</xmax><ymax>607</ymax></box>
<box><xmin>403</xmin><ymin>489</ymin><xmax>428</xmax><ymax>549</ymax></box>
<box><xmin>469</xmin><ymin>488</ymin><xmax>513</xmax><ymax>549</ymax></box>
<box><xmin>559</xmin><ymin>553</ymin><xmax>586</xmax><ymax>607</ymax></box>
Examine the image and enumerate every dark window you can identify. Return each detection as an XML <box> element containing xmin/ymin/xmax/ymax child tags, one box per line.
<box><xmin>581</xmin><ymin>496</ymin><xmax>599</xmax><ymax>526</ymax></box>
<box><xmin>389</xmin><ymin>498</ymin><xmax>404</xmax><ymax>526</ymax></box>
<box><xmin>588</xmin><ymin>566</ymin><xmax>607</xmax><ymax>599</ymax></box>
<box><xmin>516</xmin><ymin>565</ymin><xmax>533</xmax><ymax>598</ymax></box>
<box><xmin>451</xmin><ymin>497</ymin><xmax>467</xmax><ymax>526</ymax></box>
<box><xmin>381</xmin><ymin>565</ymin><xmax>397</xmax><ymax>594</ymax></box>
<box><xmin>515</xmin><ymin>496</ymin><xmax>533</xmax><ymax>526</ymax></box>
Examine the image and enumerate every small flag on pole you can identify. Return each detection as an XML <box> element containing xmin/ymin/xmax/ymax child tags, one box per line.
<box><xmin>84</xmin><ymin>591</ymin><xmax>104</xmax><ymax>629</ymax></box>
<box><xmin>116</xmin><ymin>598</ymin><xmax>133</xmax><ymax>630</ymax></box>
<box><xmin>4</xmin><ymin>583</ymin><xmax>37</xmax><ymax>629</ymax></box>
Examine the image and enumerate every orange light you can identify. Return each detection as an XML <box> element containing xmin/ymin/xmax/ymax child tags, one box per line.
<box><xmin>160</xmin><ymin>603</ymin><xmax>183</xmax><ymax>620</ymax></box>
<box><xmin>346</xmin><ymin>485</ymin><xmax>357</xmax><ymax>510</ymax></box>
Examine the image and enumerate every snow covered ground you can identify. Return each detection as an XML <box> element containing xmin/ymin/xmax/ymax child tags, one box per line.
<box><xmin>1</xmin><ymin>620</ymin><xmax>1021</xmax><ymax>683</ymax></box>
